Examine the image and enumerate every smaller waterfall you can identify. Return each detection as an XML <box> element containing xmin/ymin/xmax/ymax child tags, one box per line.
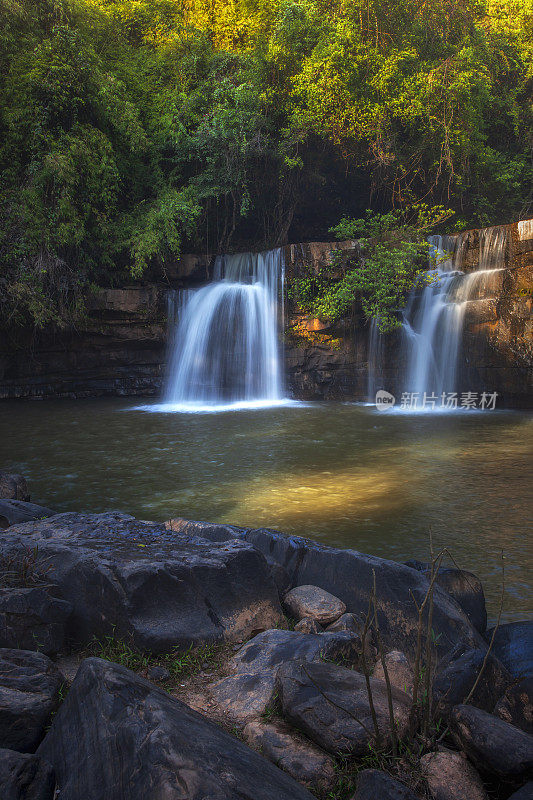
<box><xmin>163</xmin><ymin>248</ymin><xmax>285</xmax><ymax>409</ymax></box>
<box><xmin>399</xmin><ymin>228</ymin><xmax>508</xmax><ymax>401</ymax></box>
<box><xmin>367</xmin><ymin>318</ymin><xmax>385</xmax><ymax>400</ymax></box>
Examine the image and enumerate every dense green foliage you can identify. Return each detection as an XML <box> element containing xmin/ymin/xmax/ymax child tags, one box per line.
<box><xmin>0</xmin><ymin>0</ymin><xmax>531</xmax><ymax>329</ymax></box>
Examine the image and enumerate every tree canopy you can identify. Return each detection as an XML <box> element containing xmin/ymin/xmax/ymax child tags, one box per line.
<box><xmin>0</xmin><ymin>0</ymin><xmax>531</xmax><ymax>328</ymax></box>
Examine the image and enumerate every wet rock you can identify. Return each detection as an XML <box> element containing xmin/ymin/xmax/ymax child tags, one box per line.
<box><xmin>449</xmin><ymin>704</ymin><xmax>533</xmax><ymax>778</ymax></box>
<box><xmin>278</xmin><ymin>660</ymin><xmax>411</xmax><ymax>756</ymax></box>
<box><xmin>0</xmin><ymin>472</ymin><xmax>30</xmax><ymax>502</ymax></box>
<box><xmin>0</xmin><ymin>748</ymin><xmax>55</xmax><ymax>800</ymax></box>
<box><xmin>494</xmin><ymin>677</ymin><xmax>533</xmax><ymax>734</ymax></box>
<box><xmin>406</xmin><ymin>563</ymin><xmax>487</xmax><ymax>634</ymax></box>
<box><xmin>0</xmin><ymin>501</ymin><xmax>55</xmax><ymax>530</ymax></box>
<box><xmin>487</xmin><ymin>622</ymin><xmax>533</xmax><ymax>679</ymax></box>
<box><xmin>243</xmin><ymin>719</ymin><xmax>335</xmax><ymax>790</ymax></box>
<box><xmin>0</xmin><ymin>588</ymin><xmax>72</xmax><ymax>656</ymax></box>
<box><xmin>433</xmin><ymin>645</ymin><xmax>511</xmax><ymax>712</ymax></box>
<box><xmin>266</xmin><ymin>558</ymin><xmax>291</xmax><ymax>596</ymax></box>
<box><xmin>37</xmin><ymin>657</ymin><xmax>315</xmax><ymax>800</ymax></box>
<box><xmin>0</xmin><ymin>649</ymin><xmax>63</xmax><ymax>753</ymax></box>
<box><xmin>507</xmin><ymin>782</ymin><xmax>533</xmax><ymax>800</ymax></box>
<box><xmin>351</xmin><ymin>768</ymin><xmax>418</xmax><ymax>800</ymax></box>
<box><xmin>327</xmin><ymin>612</ymin><xmax>360</xmax><ymax>634</ymax></box>
<box><xmin>147</xmin><ymin>665</ymin><xmax>170</xmax><ymax>682</ymax></box>
<box><xmin>373</xmin><ymin>650</ymin><xmax>414</xmax><ymax>697</ymax></box>
<box><xmin>294</xmin><ymin>618</ymin><xmax>323</xmax><ymax>634</ymax></box>
<box><xmin>0</xmin><ymin>513</ymin><xmax>283</xmax><ymax>652</ymax></box>
<box><xmin>284</xmin><ymin>585</ymin><xmax>346</xmax><ymax>624</ymax></box>
<box><xmin>420</xmin><ymin>749</ymin><xmax>488</xmax><ymax>800</ymax></box>
<box><xmin>210</xmin><ymin>629</ymin><xmax>362</xmax><ymax>721</ymax></box>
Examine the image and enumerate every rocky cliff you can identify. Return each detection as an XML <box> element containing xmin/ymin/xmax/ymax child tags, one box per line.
<box><xmin>0</xmin><ymin>221</ymin><xmax>531</xmax><ymax>406</ymax></box>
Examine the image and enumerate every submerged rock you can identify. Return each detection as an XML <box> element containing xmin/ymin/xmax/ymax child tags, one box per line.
<box><xmin>284</xmin><ymin>585</ymin><xmax>346</xmax><ymax>624</ymax></box>
<box><xmin>37</xmin><ymin>657</ymin><xmax>315</xmax><ymax>800</ymax></box>
<box><xmin>0</xmin><ymin>588</ymin><xmax>72</xmax><ymax>656</ymax></box>
<box><xmin>243</xmin><ymin>719</ymin><xmax>335</xmax><ymax>790</ymax></box>
<box><xmin>0</xmin><ymin>649</ymin><xmax>63</xmax><ymax>753</ymax></box>
<box><xmin>0</xmin><ymin>748</ymin><xmax>55</xmax><ymax>800</ymax></box>
<box><xmin>277</xmin><ymin>660</ymin><xmax>411</xmax><ymax>756</ymax></box>
<box><xmin>449</xmin><ymin>704</ymin><xmax>533</xmax><ymax>778</ymax></box>
<box><xmin>420</xmin><ymin>749</ymin><xmax>488</xmax><ymax>800</ymax></box>
<box><xmin>0</xmin><ymin>513</ymin><xmax>283</xmax><ymax>652</ymax></box>
<box><xmin>351</xmin><ymin>769</ymin><xmax>418</xmax><ymax>800</ymax></box>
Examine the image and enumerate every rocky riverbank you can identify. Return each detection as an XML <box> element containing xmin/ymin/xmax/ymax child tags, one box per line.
<box><xmin>0</xmin><ymin>474</ymin><xmax>532</xmax><ymax>800</ymax></box>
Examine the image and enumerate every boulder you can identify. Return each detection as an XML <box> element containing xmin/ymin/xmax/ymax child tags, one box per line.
<box><xmin>0</xmin><ymin>513</ymin><xmax>283</xmax><ymax>652</ymax></box>
<box><xmin>373</xmin><ymin>650</ymin><xmax>414</xmax><ymax>697</ymax></box>
<box><xmin>0</xmin><ymin>501</ymin><xmax>55</xmax><ymax>530</ymax></box>
<box><xmin>37</xmin><ymin>657</ymin><xmax>315</xmax><ymax>800</ymax></box>
<box><xmin>449</xmin><ymin>704</ymin><xmax>533</xmax><ymax>778</ymax></box>
<box><xmin>284</xmin><ymin>585</ymin><xmax>346</xmax><ymax>624</ymax></box>
<box><xmin>294</xmin><ymin>618</ymin><xmax>323</xmax><ymax>634</ymax></box>
<box><xmin>351</xmin><ymin>769</ymin><xmax>418</xmax><ymax>800</ymax></box>
<box><xmin>277</xmin><ymin>660</ymin><xmax>411</xmax><ymax>756</ymax></box>
<box><xmin>494</xmin><ymin>677</ymin><xmax>533</xmax><ymax>734</ymax></box>
<box><xmin>433</xmin><ymin>646</ymin><xmax>511</xmax><ymax>713</ymax></box>
<box><xmin>327</xmin><ymin>612</ymin><xmax>360</xmax><ymax>635</ymax></box>
<box><xmin>0</xmin><ymin>748</ymin><xmax>55</xmax><ymax>800</ymax></box>
<box><xmin>0</xmin><ymin>472</ymin><xmax>30</xmax><ymax>502</ymax></box>
<box><xmin>0</xmin><ymin>588</ymin><xmax>72</xmax><ymax>656</ymax></box>
<box><xmin>507</xmin><ymin>783</ymin><xmax>533</xmax><ymax>800</ymax></box>
<box><xmin>243</xmin><ymin>719</ymin><xmax>335</xmax><ymax>790</ymax></box>
<box><xmin>406</xmin><ymin>563</ymin><xmax>487</xmax><ymax>634</ymax></box>
<box><xmin>487</xmin><ymin>622</ymin><xmax>533</xmax><ymax>679</ymax></box>
<box><xmin>420</xmin><ymin>749</ymin><xmax>488</xmax><ymax>800</ymax></box>
<box><xmin>147</xmin><ymin>665</ymin><xmax>170</xmax><ymax>683</ymax></box>
<box><xmin>0</xmin><ymin>649</ymin><xmax>63</xmax><ymax>753</ymax></box>
<box><xmin>210</xmin><ymin>628</ymin><xmax>362</xmax><ymax>721</ymax></box>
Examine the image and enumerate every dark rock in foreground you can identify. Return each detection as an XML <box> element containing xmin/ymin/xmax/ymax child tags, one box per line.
<box><xmin>0</xmin><ymin>747</ymin><xmax>55</xmax><ymax>800</ymax></box>
<box><xmin>0</xmin><ymin>501</ymin><xmax>55</xmax><ymax>529</ymax></box>
<box><xmin>406</xmin><ymin>562</ymin><xmax>487</xmax><ymax>634</ymax></box>
<box><xmin>1</xmin><ymin>513</ymin><xmax>283</xmax><ymax>652</ymax></box>
<box><xmin>351</xmin><ymin>768</ymin><xmax>418</xmax><ymax>800</ymax></box>
<box><xmin>38</xmin><ymin>657</ymin><xmax>315</xmax><ymax>800</ymax></box>
<box><xmin>0</xmin><ymin>588</ymin><xmax>72</xmax><ymax>656</ymax></box>
<box><xmin>495</xmin><ymin>677</ymin><xmax>533</xmax><ymax>734</ymax></box>
<box><xmin>0</xmin><ymin>472</ymin><xmax>30</xmax><ymax>503</ymax></box>
<box><xmin>433</xmin><ymin>645</ymin><xmax>511</xmax><ymax>712</ymax></box>
<box><xmin>488</xmin><ymin>622</ymin><xmax>533</xmax><ymax>679</ymax></box>
<box><xmin>507</xmin><ymin>782</ymin><xmax>533</xmax><ymax>800</ymax></box>
<box><xmin>0</xmin><ymin>649</ymin><xmax>63</xmax><ymax>753</ymax></box>
<box><xmin>449</xmin><ymin>704</ymin><xmax>533</xmax><ymax>778</ymax></box>
<box><xmin>277</xmin><ymin>660</ymin><xmax>411</xmax><ymax>756</ymax></box>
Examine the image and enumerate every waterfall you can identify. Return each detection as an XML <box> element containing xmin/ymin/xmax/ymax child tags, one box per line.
<box><xmin>398</xmin><ymin>228</ymin><xmax>508</xmax><ymax>401</ymax></box>
<box><xmin>367</xmin><ymin>318</ymin><xmax>385</xmax><ymax>400</ymax></box>
<box><xmin>163</xmin><ymin>248</ymin><xmax>284</xmax><ymax>409</ymax></box>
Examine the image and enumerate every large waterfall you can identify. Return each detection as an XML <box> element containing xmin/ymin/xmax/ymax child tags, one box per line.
<box><xmin>163</xmin><ymin>248</ymin><xmax>285</xmax><ymax>410</ymax></box>
<box><xmin>368</xmin><ymin>226</ymin><xmax>508</xmax><ymax>404</ymax></box>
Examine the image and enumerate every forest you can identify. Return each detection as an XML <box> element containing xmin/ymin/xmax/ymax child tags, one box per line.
<box><xmin>0</xmin><ymin>0</ymin><xmax>531</xmax><ymax>330</ymax></box>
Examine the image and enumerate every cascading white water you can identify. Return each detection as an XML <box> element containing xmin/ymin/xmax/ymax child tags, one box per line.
<box><xmin>163</xmin><ymin>248</ymin><xmax>284</xmax><ymax>408</ymax></box>
<box><xmin>398</xmin><ymin>227</ymin><xmax>508</xmax><ymax>398</ymax></box>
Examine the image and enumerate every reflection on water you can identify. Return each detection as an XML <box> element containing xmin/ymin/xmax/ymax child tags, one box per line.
<box><xmin>1</xmin><ymin>400</ymin><xmax>531</xmax><ymax>623</ymax></box>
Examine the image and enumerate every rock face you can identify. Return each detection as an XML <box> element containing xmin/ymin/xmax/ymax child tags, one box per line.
<box><xmin>0</xmin><ymin>501</ymin><xmax>55</xmax><ymax>529</ymax></box>
<box><xmin>210</xmin><ymin>628</ymin><xmax>362</xmax><ymax>721</ymax></box>
<box><xmin>0</xmin><ymin>588</ymin><xmax>72</xmax><ymax>656</ymax></box>
<box><xmin>38</xmin><ymin>657</ymin><xmax>315</xmax><ymax>800</ymax></box>
<box><xmin>420</xmin><ymin>749</ymin><xmax>488</xmax><ymax>800</ymax></box>
<box><xmin>277</xmin><ymin>660</ymin><xmax>411</xmax><ymax>756</ymax></box>
<box><xmin>373</xmin><ymin>650</ymin><xmax>414</xmax><ymax>697</ymax></box>
<box><xmin>351</xmin><ymin>769</ymin><xmax>418</xmax><ymax>800</ymax></box>
<box><xmin>406</xmin><ymin>563</ymin><xmax>487</xmax><ymax>634</ymax></box>
<box><xmin>284</xmin><ymin>585</ymin><xmax>346</xmax><ymax>624</ymax></box>
<box><xmin>0</xmin><ymin>748</ymin><xmax>55</xmax><ymax>800</ymax></box>
<box><xmin>488</xmin><ymin>621</ymin><xmax>533</xmax><ymax>679</ymax></box>
<box><xmin>0</xmin><ymin>513</ymin><xmax>283</xmax><ymax>653</ymax></box>
<box><xmin>243</xmin><ymin>719</ymin><xmax>335</xmax><ymax>790</ymax></box>
<box><xmin>0</xmin><ymin>649</ymin><xmax>63</xmax><ymax>753</ymax></box>
<box><xmin>433</xmin><ymin>646</ymin><xmax>511</xmax><ymax>712</ymax></box>
<box><xmin>449</xmin><ymin>704</ymin><xmax>533</xmax><ymax>778</ymax></box>
<box><xmin>0</xmin><ymin>473</ymin><xmax>30</xmax><ymax>502</ymax></box>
